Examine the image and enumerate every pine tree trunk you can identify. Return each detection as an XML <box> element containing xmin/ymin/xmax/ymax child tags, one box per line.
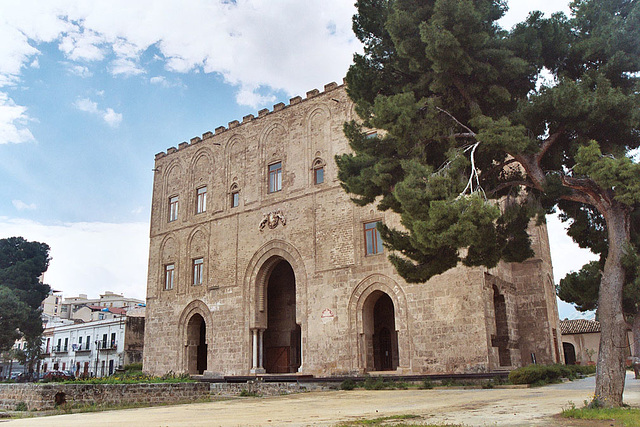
<box><xmin>595</xmin><ymin>204</ymin><xmax>630</xmax><ymax>407</ymax></box>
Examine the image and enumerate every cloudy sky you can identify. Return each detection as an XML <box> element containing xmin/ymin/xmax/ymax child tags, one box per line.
<box><xmin>0</xmin><ymin>0</ymin><xmax>594</xmax><ymax>318</ymax></box>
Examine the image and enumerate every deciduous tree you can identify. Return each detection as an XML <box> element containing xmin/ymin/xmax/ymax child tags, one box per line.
<box><xmin>0</xmin><ymin>237</ymin><xmax>51</xmax><ymax>351</ymax></box>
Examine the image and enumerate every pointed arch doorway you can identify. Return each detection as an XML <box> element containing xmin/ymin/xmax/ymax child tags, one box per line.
<box><xmin>263</xmin><ymin>259</ymin><xmax>300</xmax><ymax>373</ymax></box>
<box><xmin>186</xmin><ymin>313</ymin><xmax>207</xmax><ymax>374</ymax></box>
<box><xmin>364</xmin><ymin>291</ymin><xmax>399</xmax><ymax>371</ymax></box>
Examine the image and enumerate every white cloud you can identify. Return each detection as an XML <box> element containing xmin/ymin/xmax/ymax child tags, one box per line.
<box><xmin>110</xmin><ymin>57</ymin><xmax>144</xmax><ymax>77</ymax></box>
<box><xmin>12</xmin><ymin>200</ymin><xmax>36</xmax><ymax>211</ymax></box>
<box><xmin>66</xmin><ymin>63</ymin><xmax>92</xmax><ymax>78</ymax></box>
<box><xmin>74</xmin><ymin>97</ymin><xmax>122</xmax><ymax>127</ymax></box>
<box><xmin>0</xmin><ymin>0</ymin><xmax>360</xmax><ymax>108</ymax></box>
<box><xmin>30</xmin><ymin>58</ymin><xmax>39</xmax><ymax>69</ymax></box>
<box><xmin>74</xmin><ymin>97</ymin><xmax>99</xmax><ymax>114</ymax></box>
<box><xmin>0</xmin><ymin>92</ymin><xmax>35</xmax><ymax>144</ymax></box>
<box><xmin>149</xmin><ymin>76</ymin><xmax>185</xmax><ymax>89</ymax></box>
<box><xmin>0</xmin><ymin>218</ymin><xmax>149</xmax><ymax>301</ymax></box>
<box><xmin>102</xmin><ymin>108</ymin><xmax>122</xmax><ymax>127</ymax></box>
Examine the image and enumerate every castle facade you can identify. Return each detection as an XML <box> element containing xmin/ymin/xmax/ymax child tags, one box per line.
<box><xmin>143</xmin><ymin>82</ymin><xmax>563</xmax><ymax>376</ymax></box>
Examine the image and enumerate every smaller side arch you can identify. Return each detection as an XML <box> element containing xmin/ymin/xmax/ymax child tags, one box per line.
<box><xmin>177</xmin><ymin>300</ymin><xmax>213</xmax><ymax>374</ymax></box>
<box><xmin>348</xmin><ymin>274</ymin><xmax>410</xmax><ymax>373</ymax></box>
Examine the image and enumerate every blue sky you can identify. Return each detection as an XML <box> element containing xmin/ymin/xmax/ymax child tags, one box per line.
<box><xmin>0</xmin><ymin>0</ymin><xmax>596</xmax><ymax>319</ymax></box>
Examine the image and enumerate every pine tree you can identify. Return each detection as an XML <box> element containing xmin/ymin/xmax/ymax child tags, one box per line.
<box><xmin>337</xmin><ymin>0</ymin><xmax>640</xmax><ymax>406</ymax></box>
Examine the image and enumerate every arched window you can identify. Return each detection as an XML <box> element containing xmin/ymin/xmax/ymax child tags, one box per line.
<box><xmin>230</xmin><ymin>183</ymin><xmax>240</xmax><ymax>208</ymax></box>
<box><xmin>312</xmin><ymin>158</ymin><xmax>325</xmax><ymax>185</ymax></box>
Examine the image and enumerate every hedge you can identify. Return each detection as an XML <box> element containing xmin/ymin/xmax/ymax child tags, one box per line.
<box><xmin>509</xmin><ymin>364</ymin><xmax>596</xmax><ymax>385</ymax></box>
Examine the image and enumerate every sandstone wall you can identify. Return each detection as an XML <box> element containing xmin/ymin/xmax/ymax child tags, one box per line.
<box><xmin>143</xmin><ymin>83</ymin><xmax>559</xmax><ymax>377</ymax></box>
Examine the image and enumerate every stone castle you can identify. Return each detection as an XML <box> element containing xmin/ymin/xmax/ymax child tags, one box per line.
<box><xmin>143</xmin><ymin>82</ymin><xmax>563</xmax><ymax>376</ymax></box>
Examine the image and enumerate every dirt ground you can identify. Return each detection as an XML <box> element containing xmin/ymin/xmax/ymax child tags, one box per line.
<box><xmin>4</xmin><ymin>373</ymin><xmax>640</xmax><ymax>426</ymax></box>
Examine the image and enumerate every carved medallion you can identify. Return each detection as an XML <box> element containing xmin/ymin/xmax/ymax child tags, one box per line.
<box><xmin>259</xmin><ymin>210</ymin><xmax>286</xmax><ymax>231</ymax></box>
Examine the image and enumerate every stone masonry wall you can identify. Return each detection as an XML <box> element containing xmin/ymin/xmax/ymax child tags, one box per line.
<box><xmin>143</xmin><ymin>82</ymin><xmax>559</xmax><ymax>377</ymax></box>
<box><xmin>0</xmin><ymin>382</ymin><xmax>210</xmax><ymax>411</ymax></box>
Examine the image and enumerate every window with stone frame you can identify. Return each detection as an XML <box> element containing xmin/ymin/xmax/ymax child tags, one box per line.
<box><xmin>312</xmin><ymin>159</ymin><xmax>324</xmax><ymax>185</ymax></box>
<box><xmin>196</xmin><ymin>186</ymin><xmax>207</xmax><ymax>214</ymax></box>
<box><xmin>192</xmin><ymin>257</ymin><xmax>204</xmax><ymax>285</ymax></box>
<box><xmin>164</xmin><ymin>263</ymin><xmax>175</xmax><ymax>290</ymax></box>
<box><xmin>268</xmin><ymin>161</ymin><xmax>282</xmax><ymax>193</ymax></box>
<box><xmin>230</xmin><ymin>183</ymin><xmax>240</xmax><ymax>208</ymax></box>
<box><xmin>169</xmin><ymin>195</ymin><xmax>179</xmax><ymax>222</ymax></box>
<box><xmin>364</xmin><ymin>221</ymin><xmax>384</xmax><ymax>255</ymax></box>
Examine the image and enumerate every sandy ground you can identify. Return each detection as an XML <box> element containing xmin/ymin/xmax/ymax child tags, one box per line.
<box><xmin>4</xmin><ymin>373</ymin><xmax>640</xmax><ymax>426</ymax></box>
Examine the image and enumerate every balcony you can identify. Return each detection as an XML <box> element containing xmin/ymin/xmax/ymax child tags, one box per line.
<box><xmin>74</xmin><ymin>344</ymin><xmax>91</xmax><ymax>353</ymax></box>
<box><xmin>97</xmin><ymin>341</ymin><xmax>117</xmax><ymax>351</ymax></box>
<box><xmin>52</xmin><ymin>345</ymin><xmax>68</xmax><ymax>353</ymax></box>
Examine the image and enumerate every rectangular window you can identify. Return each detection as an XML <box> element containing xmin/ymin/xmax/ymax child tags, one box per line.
<box><xmin>231</xmin><ymin>191</ymin><xmax>239</xmax><ymax>208</ymax></box>
<box><xmin>193</xmin><ymin>258</ymin><xmax>204</xmax><ymax>286</ymax></box>
<box><xmin>268</xmin><ymin>162</ymin><xmax>282</xmax><ymax>193</ymax></box>
<box><xmin>110</xmin><ymin>332</ymin><xmax>116</xmax><ymax>348</ymax></box>
<box><xmin>102</xmin><ymin>334</ymin><xmax>108</xmax><ymax>349</ymax></box>
<box><xmin>86</xmin><ymin>336</ymin><xmax>91</xmax><ymax>350</ymax></box>
<box><xmin>364</xmin><ymin>221</ymin><xmax>384</xmax><ymax>255</ymax></box>
<box><xmin>64</xmin><ymin>337</ymin><xmax>68</xmax><ymax>351</ymax></box>
<box><xmin>164</xmin><ymin>264</ymin><xmax>175</xmax><ymax>290</ymax></box>
<box><xmin>78</xmin><ymin>336</ymin><xmax>82</xmax><ymax>346</ymax></box>
<box><xmin>314</xmin><ymin>166</ymin><xmax>324</xmax><ymax>184</ymax></box>
<box><xmin>196</xmin><ymin>186</ymin><xmax>207</xmax><ymax>214</ymax></box>
<box><xmin>169</xmin><ymin>196</ymin><xmax>179</xmax><ymax>222</ymax></box>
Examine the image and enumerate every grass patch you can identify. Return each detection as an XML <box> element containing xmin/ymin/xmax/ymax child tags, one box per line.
<box><xmin>562</xmin><ymin>406</ymin><xmax>640</xmax><ymax>426</ymax></box>
<box><xmin>239</xmin><ymin>389</ymin><xmax>260</xmax><ymax>397</ymax></box>
<box><xmin>52</xmin><ymin>371</ymin><xmax>195</xmax><ymax>384</ymax></box>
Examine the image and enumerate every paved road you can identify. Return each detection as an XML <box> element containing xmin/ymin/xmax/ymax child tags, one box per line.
<box><xmin>5</xmin><ymin>373</ymin><xmax>640</xmax><ymax>426</ymax></box>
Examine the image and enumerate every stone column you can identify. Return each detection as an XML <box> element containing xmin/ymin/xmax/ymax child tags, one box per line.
<box><xmin>251</xmin><ymin>329</ymin><xmax>258</xmax><ymax>370</ymax></box>
<box><xmin>258</xmin><ymin>329</ymin><xmax>264</xmax><ymax>370</ymax></box>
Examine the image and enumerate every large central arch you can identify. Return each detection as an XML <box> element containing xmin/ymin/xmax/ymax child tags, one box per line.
<box><xmin>263</xmin><ymin>260</ymin><xmax>300</xmax><ymax>373</ymax></box>
<box><xmin>244</xmin><ymin>240</ymin><xmax>308</xmax><ymax>374</ymax></box>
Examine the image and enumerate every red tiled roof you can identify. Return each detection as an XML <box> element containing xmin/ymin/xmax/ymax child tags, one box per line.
<box><xmin>560</xmin><ymin>319</ymin><xmax>601</xmax><ymax>334</ymax></box>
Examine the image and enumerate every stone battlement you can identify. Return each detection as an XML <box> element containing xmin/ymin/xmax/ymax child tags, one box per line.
<box><xmin>154</xmin><ymin>80</ymin><xmax>344</xmax><ymax>161</ymax></box>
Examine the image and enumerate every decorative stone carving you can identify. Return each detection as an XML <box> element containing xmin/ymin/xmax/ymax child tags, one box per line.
<box><xmin>259</xmin><ymin>210</ymin><xmax>286</xmax><ymax>231</ymax></box>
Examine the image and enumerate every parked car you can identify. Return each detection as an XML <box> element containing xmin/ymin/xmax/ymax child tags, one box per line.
<box><xmin>42</xmin><ymin>370</ymin><xmax>75</xmax><ymax>382</ymax></box>
<box><xmin>16</xmin><ymin>372</ymin><xmax>40</xmax><ymax>382</ymax></box>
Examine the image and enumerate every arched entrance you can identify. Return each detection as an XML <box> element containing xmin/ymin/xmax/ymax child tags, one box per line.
<box><xmin>186</xmin><ymin>313</ymin><xmax>207</xmax><ymax>374</ymax></box>
<box><xmin>563</xmin><ymin>342</ymin><xmax>577</xmax><ymax>365</ymax></box>
<box><xmin>492</xmin><ymin>285</ymin><xmax>511</xmax><ymax>367</ymax></box>
<box><xmin>363</xmin><ymin>291</ymin><xmax>399</xmax><ymax>372</ymax></box>
<box><xmin>263</xmin><ymin>260</ymin><xmax>300</xmax><ymax>373</ymax></box>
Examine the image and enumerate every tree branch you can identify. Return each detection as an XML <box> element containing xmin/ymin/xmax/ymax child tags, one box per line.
<box><xmin>436</xmin><ymin>107</ymin><xmax>476</xmax><ymax>135</ymax></box>
<box><xmin>535</xmin><ymin>130</ymin><xmax>564</xmax><ymax>163</ymax></box>
<box><xmin>486</xmin><ymin>180</ymin><xmax>538</xmax><ymax>196</ymax></box>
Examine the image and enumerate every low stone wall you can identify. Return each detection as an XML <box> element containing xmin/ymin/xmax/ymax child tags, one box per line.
<box><xmin>209</xmin><ymin>381</ymin><xmax>320</xmax><ymax>397</ymax></box>
<box><xmin>0</xmin><ymin>382</ymin><xmax>210</xmax><ymax>411</ymax></box>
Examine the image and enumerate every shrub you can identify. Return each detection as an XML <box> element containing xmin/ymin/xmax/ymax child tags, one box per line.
<box><xmin>124</xmin><ymin>363</ymin><xmax>143</xmax><ymax>372</ymax></box>
<box><xmin>363</xmin><ymin>377</ymin><xmax>387</xmax><ymax>390</ymax></box>
<box><xmin>340</xmin><ymin>379</ymin><xmax>356</xmax><ymax>390</ymax></box>
<box><xmin>15</xmin><ymin>401</ymin><xmax>27</xmax><ymax>411</ymax></box>
<box><xmin>420</xmin><ymin>379</ymin><xmax>434</xmax><ymax>390</ymax></box>
<box><xmin>509</xmin><ymin>364</ymin><xmax>596</xmax><ymax>385</ymax></box>
<box><xmin>239</xmin><ymin>389</ymin><xmax>259</xmax><ymax>397</ymax></box>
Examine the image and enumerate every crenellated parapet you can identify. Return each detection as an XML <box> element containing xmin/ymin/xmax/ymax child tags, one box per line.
<box><xmin>154</xmin><ymin>79</ymin><xmax>346</xmax><ymax>160</ymax></box>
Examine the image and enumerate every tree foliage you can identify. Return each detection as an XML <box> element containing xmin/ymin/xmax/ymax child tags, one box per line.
<box><xmin>337</xmin><ymin>0</ymin><xmax>640</xmax><ymax>406</ymax></box>
<box><xmin>0</xmin><ymin>237</ymin><xmax>51</xmax><ymax>351</ymax></box>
